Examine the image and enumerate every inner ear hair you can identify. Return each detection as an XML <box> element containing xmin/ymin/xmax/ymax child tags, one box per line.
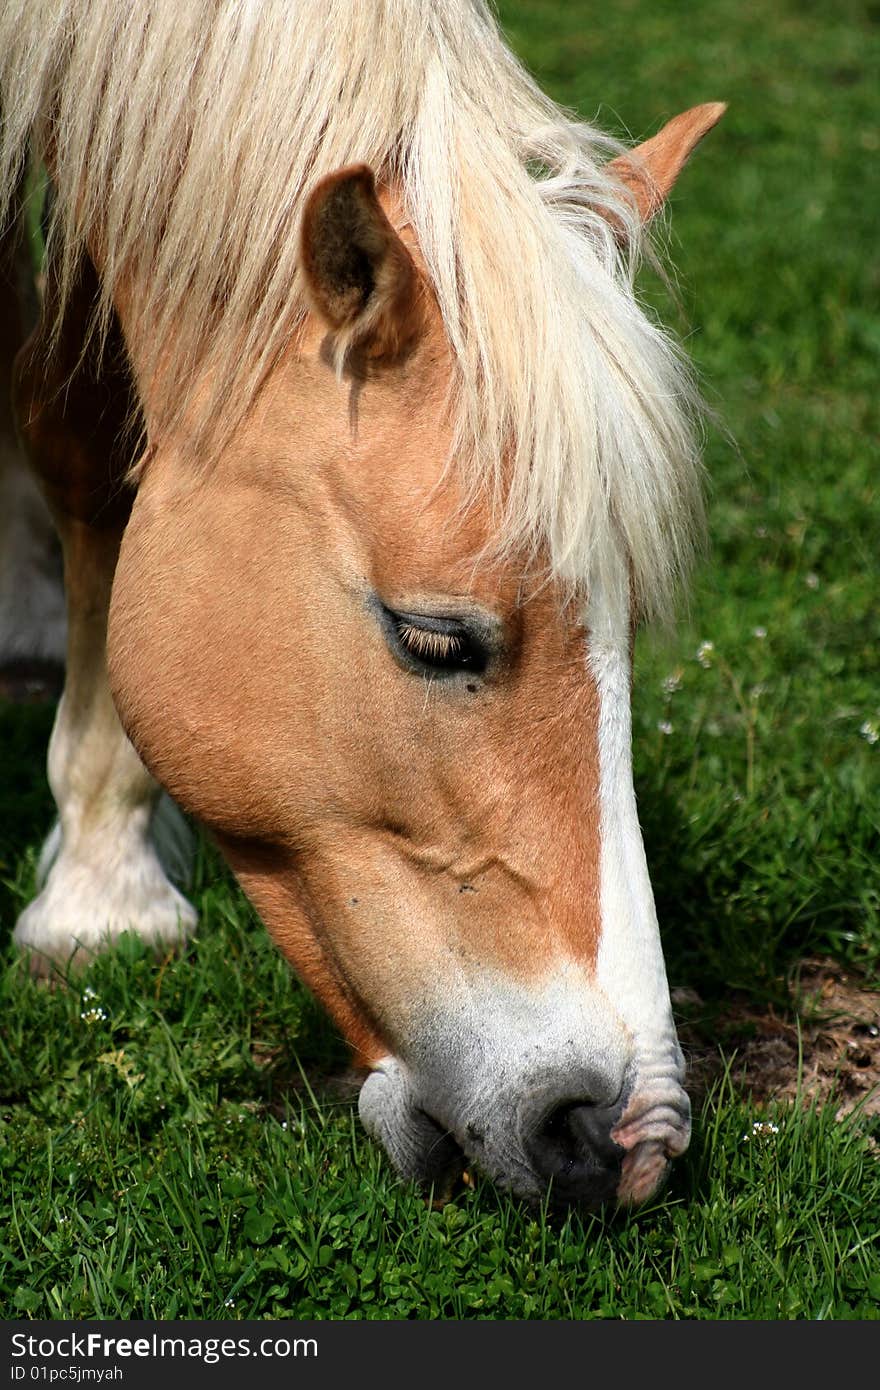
<box><xmin>301</xmin><ymin>165</ymin><xmax>422</xmax><ymax>364</ymax></box>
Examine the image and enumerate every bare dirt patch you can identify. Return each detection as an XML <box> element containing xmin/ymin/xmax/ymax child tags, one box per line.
<box><xmin>676</xmin><ymin>957</ymin><xmax>880</xmax><ymax>1120</ymax></box>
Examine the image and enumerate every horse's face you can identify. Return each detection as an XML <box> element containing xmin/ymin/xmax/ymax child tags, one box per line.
<box><xmin>109</xmin><ymin>162</ymin><xmax>697</xmax><ymax>1207</ymax></box>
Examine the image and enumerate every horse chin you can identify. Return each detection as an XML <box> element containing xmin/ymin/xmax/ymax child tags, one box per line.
<box><xmin>358</xmin><ymin>1059</ymin><xmax>465</xmax><ymax>1198</ymax></box>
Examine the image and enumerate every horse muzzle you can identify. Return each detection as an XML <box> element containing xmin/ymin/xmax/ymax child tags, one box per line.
<box><xmin>358</xmin><ymin>1048</ymin><xmax>690</xmax><ymax>1208</ymax></box>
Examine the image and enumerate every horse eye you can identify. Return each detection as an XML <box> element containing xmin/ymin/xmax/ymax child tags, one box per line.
<box><xmin>384</xmin><ymin>610</ymin><xmax>488</xmax><ymax>675</ymax></box>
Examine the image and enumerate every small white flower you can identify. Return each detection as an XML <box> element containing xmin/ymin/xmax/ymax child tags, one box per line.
<box><xmin>742</xmin><ymin>1120</ymin><xmax>780</xmax><ymax>1142</ymax></box>
<box><xmin>662</xmin><ymin>670</ymin><xmax>683</xmax><ymax>695</ymax></box>
<box><xmin>696</xmin><ymin>641</ymin><xmax>715</xmax><ymax>668</ymax></box>
<box><xmin>860</xmin><ymin>720</ymin><xmax>879</xmax><ymax>746</ymax></box>
<box><xmin>750</xmin><ymin>684</ymin><xmax>767</xmax><ymax>700</ymax></box>
<box><xmin>804</xmin><ymin>572</ymin><xmax>820</xmax><ymax>590</ymax></box>
<box><xmin>82</xmin><ymin>986</ymin><xmax>98</xmax><ymax>1001</ymax></box>
<box><xmin>752</xmin><ymin>626</ymin><xmax>767</xmax><ymax>640</ymax></box>
<box><xmin>224</xmin><ymin>1298</ymin><xmax>235</xmax><ymax>1308</ymax></box>
<box><xmin>80</xmin><ymin>1007</ymin><xmax>108</xmax><ymax>1024</ymax></box>
<box><xmin>657</xmin><ymin>720</ymin><xmax>674</xmax><ymax>736</ymax></box>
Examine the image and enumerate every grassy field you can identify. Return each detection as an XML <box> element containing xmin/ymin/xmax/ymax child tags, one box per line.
<box><xmin>1</xmin><ymin>0</ymin><xmax>879</xmax><ymax>1319</ymax></box>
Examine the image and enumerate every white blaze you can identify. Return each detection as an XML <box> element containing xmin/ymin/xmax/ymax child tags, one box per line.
<box><xmin>586</xmin><ymin>546</ymin><xmax>683</xmax><ymax>1075</ymax></box>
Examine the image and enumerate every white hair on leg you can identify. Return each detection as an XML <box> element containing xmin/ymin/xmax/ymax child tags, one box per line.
<box><xmin>35</xmin><ymin>792</ymin><xmax>194</xmax><ymax>895</ymax></box>
<box><xmin>15</xmin><ymin>684</ymin><xmax>198</xmax><ymax>974</ymax></box>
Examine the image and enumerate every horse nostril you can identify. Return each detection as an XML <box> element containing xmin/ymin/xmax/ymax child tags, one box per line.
<box><xmin>526</xmin><ymin>1096</ymin><xmax>627</xmax><ymax>1205</ymax></box>
<box><xmin>557</xmin><ymin>1099</ymin><xmax>626</xmax><ymax>1164</ymax></box>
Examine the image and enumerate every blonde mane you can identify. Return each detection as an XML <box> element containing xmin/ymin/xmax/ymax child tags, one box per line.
<box><xmin>0</xmin><ymin>0</ymin><xmax>704</xmax><ymax>619</ymax></box>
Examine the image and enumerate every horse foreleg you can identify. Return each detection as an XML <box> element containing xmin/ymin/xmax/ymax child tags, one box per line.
<box><xmin>0</xmin><ymin>190</ymin><xmax>66</xmax><ymax>690</ymax></box>
<box><xmin>11</xmin><ymin>258</ymin><xmax>197</xmax><ymax>974</ymax></box>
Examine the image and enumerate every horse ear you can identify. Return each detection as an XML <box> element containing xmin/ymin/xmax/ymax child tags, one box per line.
<box><xmin>300</xmin><ymin>164</ymin><xmax>421</xmax><ymax>361</ymax></box>
<box><xmin>607</xmin><ymin>102</ymin><xmax>727</xmax><ymax>223</ymax></box>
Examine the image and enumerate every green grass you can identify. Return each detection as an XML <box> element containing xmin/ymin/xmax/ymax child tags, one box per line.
<box><xmin>2</xmin><ymin>891</ymin><xmax>878</xmax><ymax>1320</ymax></box>
<box><xmin>1</xmin><ymin>0</ymin><xmax>879</xmax><ymax>1319</ymax></box>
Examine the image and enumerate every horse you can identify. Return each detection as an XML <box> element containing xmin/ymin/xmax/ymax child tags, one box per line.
<box><xmin>0</xmin><ymin>0</ymin><xmax>723</xmax><ymax>1208</ymax></box>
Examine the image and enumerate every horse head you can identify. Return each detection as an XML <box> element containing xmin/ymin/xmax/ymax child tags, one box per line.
<box><xmin>102</xmin><ymin>103</ymin><xmax>723</xmax><ymax>1207</ymax></box>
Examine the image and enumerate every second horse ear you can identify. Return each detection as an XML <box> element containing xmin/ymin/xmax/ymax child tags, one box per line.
<box><xmin>300</xmin><ymin>164</ymin><xmax>422</xmax><ymax>364</ymax></box>
<box><xmin>608</xmin><ymin>102</ymin><xmax>727</xmax><ymax>223</ymax></box>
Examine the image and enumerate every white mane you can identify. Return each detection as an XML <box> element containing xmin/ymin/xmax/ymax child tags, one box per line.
<box><xmin>0</xmin><ymin>0</ymin><xmax>705</xmax><ymax>619</ymax></box>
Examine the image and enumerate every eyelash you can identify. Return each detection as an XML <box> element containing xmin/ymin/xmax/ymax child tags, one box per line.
<box><xmin>384</xmin><ymin>608</ymin><xmax>489</xmax><ymax>676</ymax></box>
<box><xmin>396</xmin><ymin>622</ymin><xmax>465</xmax><ymax>664</ymax></box>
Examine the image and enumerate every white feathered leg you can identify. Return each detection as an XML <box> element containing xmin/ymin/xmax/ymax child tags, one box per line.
<box><xmin>13</xmin><ymin>521</ymin><xmax>198</xmax><ymax>973</ymax></box>
<box><xmin>8</xmin><ymin>237</ymin><xmax>199</xmax><ymax>972</ymax></box>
